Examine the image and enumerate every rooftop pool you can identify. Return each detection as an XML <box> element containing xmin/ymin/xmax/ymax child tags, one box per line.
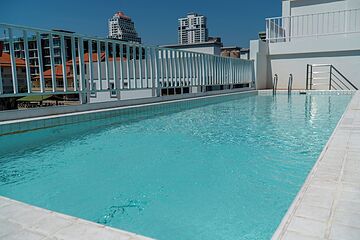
<box><xmin>0</xmin><ymin>92</ymin><xmax>353</xmax><ymax>240</ymax></box>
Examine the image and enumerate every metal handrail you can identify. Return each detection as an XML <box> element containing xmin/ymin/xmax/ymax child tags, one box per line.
<box><xmin>331</xmin><ymin>66</ymin><xmax>358</xmax><ymax>90</ymax></box>
<box><xmin>273</xmin><ymin>74</ymin><xmax>278</xmax><ymax>95</ymax></box>
<box><xmin>288</xmin><ymin>74</ymin><xmax>293</xmax><ymax>94</ymax></box>
<box><xmin>266</xmin><ymin>8</ymin><xmax>360</xmax><ymax>42</ymax></box>
<box><xmin>0</xmin><ymin>23</ymin><xmax>255</xmax><ymax>99</ymax></box>
<box><xmin>306</xmin><ymin>64</ymin><xmax>358</xmax><ymax>90</ymax></box>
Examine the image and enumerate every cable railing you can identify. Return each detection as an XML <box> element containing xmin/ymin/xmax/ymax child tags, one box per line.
<box><xmin>266</xmin><ymin>8</ymin><xmax>360</xmax><ymax>42</ymax></box>
<box><xmin>0</xmin><ymin>23</ymin><xmax>255</xmax><ymax>103</ymax></box>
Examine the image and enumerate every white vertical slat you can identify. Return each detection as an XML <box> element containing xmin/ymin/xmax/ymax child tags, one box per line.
<box><xmin>154</xmin><ymin>47</ymin><xmax>160</xmax><ymax>96</ymax></box>
<box><xmin>195</xmin><ymin>54</ymin><xmax>199</xmax><ymax>86</ymax></box>
<box><xmin>205</xmin><ymin>55</ymin><xmax>209</xmax><ymax>86</ymax></box>
<box><xmin>181</xmin><ymin>51</ymin><xmax>186</xmax><ymax>87</ymax></box>
<box><xmin>36</xmin><ymin>32</ymin><xmax>45</xmax><ymax>93</ymax></box>
<box><xmin>23</xmin><ymin>30</ymin><xmax>32</xmax><ymax>93</ymax></box>
<box><xmin>149</xmin><ymin>47</ymin><xmax>154</xmax><ymax>89</ymax></box>
<box><xmin>139</xmin><ymin>46</ymin><xmax>143</xmax><ymax>88</ymax></box>
<box><xmin>217</xmin><ymin>57</ymin><xmax>221</xmax><ymax>85</ymax></box>
<box><xmin>60</xmin><ymin>35</ymin><xmax>67</xmax><ymax>92</ymax></box>
<box><xmin>144</xmin><ymin>47</ymin><xmax>149</xmax><ymax>88</ymax></box>
<box><xmin>96</xmin><ymin>40</ymin><xmax>102</xmax><ymax>91</ymax></box>
<box><xmin>209</xmin><ymin>55</ymin><xmax>213</xmax><ymax>86</ymax></box>
<box><xmin>119</xmin><ymin>43</ymin><xmax>124</xmax><ymax>89</ymax></box>
<box><xmin>88</xmin><ymin>40</ymin><xmax>94</xmax><ymax>92</ymax></box>
<box><xmin>202</xmin><ymin>54</ymin><xmax>207</xmax><ymax>86</ymax></box>
<box><xmin>112</xmin><ymin>42</ymin><xmax>119</xmax><ymax>99</ymax></box>
<box><xmin>173</xmin><ymin>51</ymin><xmax>176</xmax><ymax>88</ymax></box>
<box><xmin>78</xmin><ymin>37</ymin><xmax>86</xmax><ymax>92</ymax></box>
<box><xmin>48</xmin><ymin>33</ymin><xmax>56</xmax><ymax>92</ymax></box>
<box><xmin>171</xmin><ymin>50</ymin><xmax>175</xmax><ymax>87</ymax></box>
<box><xmin>165</xmin><ymin>50</ymin><xmax>170</xmax><ymax>88</ymax></box>
<box><xmin>196</xmin><ymin>54</ymin><xmax>201</xmax><ymax>86</ymax></box>
<box><xmin>189</xmin><ymin>52</ymin><xmax>194</xmax><ymax>86</ymax></box>
<box><xmin>8</xmin><ymin>28</ymin><xmax>18</xmax><ymax>94</ymax></box>
<box><xmin>178</xmin><ymin>51</ymin><xmax>182</xmax><ymax>87</ymax></box>
<box><xmin>126</xmin><ymin>44</ymin><xmax>131</xmax><ymax>89</ymax></box>
<box><xmin>132</xmin><ymin>45</ymin><xmax>137</xmax><ymax>89</ymax></box>
<box><xmin>70</xmin><ymin>36</ymin><xmax>77</xmax><ymax>91</ymax></box>
<box><xmin>193</xmin><ymin>53</ymin><xmax>198</xmax><ymax>86</ymax></box>
<box><xmin>200</xmin><ymin>54</ymin><xmax>205</xmax><ymax>86</ymax></box>
<box><xmin>221</xmin><ymin>57</ymin><xmax>225</xmax><ymax>85</ymax></box>
<box><xmin>185</xmin><ymin>52</ymin><xmax>189</xmax><ymax>86</ymax></box>
<box><xmin>104</xmin><ymin>41</ymin><xmax>110</xmax><ymax>90</ymax></box>
<box><xmin>217</xmin><ymin>56</ymin><xmax>220</xmax><ymax>85</ymax></box>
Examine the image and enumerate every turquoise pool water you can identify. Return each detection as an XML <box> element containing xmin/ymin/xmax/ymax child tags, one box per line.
<box><xmin>0</xmin><ymin>93</ymin><xmax>352</xmax><ymax>240</ymax></box>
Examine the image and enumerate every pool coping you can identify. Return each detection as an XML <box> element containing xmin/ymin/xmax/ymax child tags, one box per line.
<box><xmin>0</xmin><ymin>196</ymin><xmax>153</xmax><ymax>240</ymax></box>
<box><xmin>0</xmin><ymin>89</ymin><xmax>257</xmax><ymax>136</ymax></box>
<box><xmin>272</xmin><ymin>91</ymin><xmax>360</xmax><ymax>240</ymax></box>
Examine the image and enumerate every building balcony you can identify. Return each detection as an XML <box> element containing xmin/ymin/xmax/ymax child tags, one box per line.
<box><xmin>265</xmin><ymin>8</ymin><xmax>360</xmax><ymax>43</ymax></box>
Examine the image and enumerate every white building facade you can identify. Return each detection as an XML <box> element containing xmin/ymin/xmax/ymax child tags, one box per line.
<box><xmin>251</xmin><ymin>0</ymin><xmax>360</xmax><ymax>90</ymax></box>
<box><xmin>178</xmin><ymin>13</ymin><xmax>209</xmax><ymax>44</ymax></box>
<box><xmin>108</xmin><ymin>12</ymin><xmax>141</xmax><ymax>43</ymax></box>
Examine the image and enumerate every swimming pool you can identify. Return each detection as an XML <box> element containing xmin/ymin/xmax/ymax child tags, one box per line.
<box><xmin>0</xmin><ymin>92</ymin><xmax>353</xmax><ymax>240</ymax></box>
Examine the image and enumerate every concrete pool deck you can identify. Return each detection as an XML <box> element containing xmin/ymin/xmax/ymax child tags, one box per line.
<box><xmin>0</xmin><ymin>90</ymin><xmax>359</xmax><ymax>240</ymax></box>
<box><xmin>0</xmin><ymin>196</ymin><xmax>153</xmax><ymax>240</ymax></box>
<box><xmin>273</xmin><ymin>91</ymin><xmax>360</xmax><ymax>240</ymax></box>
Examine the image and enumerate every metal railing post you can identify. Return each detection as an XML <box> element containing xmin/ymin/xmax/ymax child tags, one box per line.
<box><xmin>329</xmin><ymin>65</ymin><xmax>333</xmax><ymax>90</ymax></box>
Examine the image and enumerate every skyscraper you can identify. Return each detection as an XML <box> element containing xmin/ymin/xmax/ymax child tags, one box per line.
<box><xmin>108</xmin><ymin>12</ymin><xmax>141</xmax><ymax>43</ymax></box>
<box><xmin>178</xmin><ymin>13</ymin><xmax>208</xmax><ymax>44</ymax></box>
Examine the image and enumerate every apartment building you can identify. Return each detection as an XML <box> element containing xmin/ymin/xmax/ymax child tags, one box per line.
<box><xmin>178</xmin><ymin>12</ymin><xmax>208</xmax><ymax>44</ymax></box>
<box><xmin>108</xmin><ymin>12</ymin><xmax>141</xmax><ymax>43</ymax></box>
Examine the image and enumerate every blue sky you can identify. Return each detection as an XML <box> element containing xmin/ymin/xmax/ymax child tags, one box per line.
<box><xmin>1</xmin><ymin>0</ymin><xmax>280</xmax><ymax>47</ymax></box>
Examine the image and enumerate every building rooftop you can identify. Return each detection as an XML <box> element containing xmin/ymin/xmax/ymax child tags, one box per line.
<box><xmin>113</xmin><ymin>11</ymin><xmax>131</xmax><ymax>20</ymax></box>
<box><xmin>0</xmin><ymin>53</ymin><xmax>26</xmax><ymax>67</ymax></box>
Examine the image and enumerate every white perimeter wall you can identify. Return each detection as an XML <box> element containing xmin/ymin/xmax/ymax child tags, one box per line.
<box><xmin>251</xmin><ymin>0</ymin><xmax>360</xmax><ymax>90</ymax></box>
<box><xmin>282</xmin><ymin>0</ymin><xmax>360</xmax><ymax>17</ymax></box>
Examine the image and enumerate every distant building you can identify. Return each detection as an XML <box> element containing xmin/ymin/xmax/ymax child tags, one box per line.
<box><xmin>161</xmin><ymin>37</ymin><xmax>223</xmax><ymax>55</ymax></box>
<box><xmin>258</xmin><ymin>32</ymin><xmax>266</xmax><ymax>42</ymax></box>
<box><xmin>178</xmin><ymin>12</ymin><xmax>208</xmax><ymax>44</ymax></box>
<box><xmin>221</xmin><ymin>47</ymin><xmax>250</xmax><ymax>60</ymax></box>
<box><xmin>240</xmin><ymin>48</ymin><xmax>250</xmax><ymax>60</ymax></box>
<box><xmin>0</xmin><ymin>53</ymin><xmax>27</xmax><ymax>94</ymax></box>
<box><xmin>108</xmin><ymin>12</ymin><xmax>141</xmax><ymax>43</ymax></box>
<box><xmin>221</xmin><ymin>46</ymin><xmax>240</xmax><ymax>58</ymax></box>
<box><xmin>2</xmin><ymin>30</ymin><xmax>74</xmax><ymax>77</ymax></box>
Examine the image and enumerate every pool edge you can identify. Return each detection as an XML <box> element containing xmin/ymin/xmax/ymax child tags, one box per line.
<box><xmin>272</xmin><ymin>91</ymin><xmax>360</xmax><ymax>240</ymax></box>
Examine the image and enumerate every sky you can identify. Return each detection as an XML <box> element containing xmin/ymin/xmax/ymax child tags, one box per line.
<box><xmin>1</xmin><ymin>0</ymin><xmax>281</xmax><ymax>47</ymax></box>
